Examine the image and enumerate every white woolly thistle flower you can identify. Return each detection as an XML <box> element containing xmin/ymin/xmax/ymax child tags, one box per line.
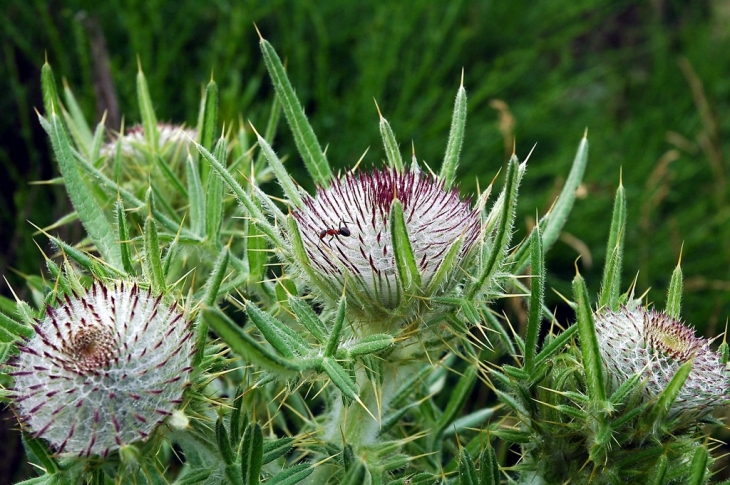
<box><xmin>595</xmin><ymin>306</ymin><xmax>730</xmax><ymax>418</ymax></box>
<box><xmin>10</xmin><ymin>280</ymin><xmax>194</xmax><ymax>457</ymax></box>
<box><xmin>100</xmin><ymin>123</ymin><xmax>197</xmax><ymax>159</ymax></box>
<box><xmin>292</xmin><ymin>167</ymin><xmax>481</xmax><ymax>326</ymax></box>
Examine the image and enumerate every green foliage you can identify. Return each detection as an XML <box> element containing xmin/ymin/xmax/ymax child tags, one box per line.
<box><xmin>2</xmin><ymin>1</ymin><xmax>730</xmax><ymax>483</ymax></box>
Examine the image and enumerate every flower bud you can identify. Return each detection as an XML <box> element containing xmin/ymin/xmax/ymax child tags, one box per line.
<box><xmin>595</xmin><ymin>306</ymin><xmax>730</xmax><ymax>418</ymax></box>
<box><xmin>10</xmin><ymin>280</ymin><xmax>194</xmax><ymax>457</ymax></box>
<box><xmin>292</xmin><ymin>167</ymin><xmax>480</xmax><ymax>326</ymax></box>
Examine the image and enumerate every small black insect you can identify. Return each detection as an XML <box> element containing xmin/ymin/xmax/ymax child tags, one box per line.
<box><xmin>319</xmin><ymin>220</ymin><xmax>351</xmax><ymax>243</ymax></box>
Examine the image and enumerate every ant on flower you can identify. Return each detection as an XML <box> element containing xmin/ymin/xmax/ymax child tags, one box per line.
<box><xmin>319</xmin><ymin>220</ymin><xmax>351</xmax><ymax>244</ymax></box>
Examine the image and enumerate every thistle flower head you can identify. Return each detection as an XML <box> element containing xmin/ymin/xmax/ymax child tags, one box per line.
<box><xmin>595</xmin><ymin>306</ymin><xmax>730</xmax><ymax>417</ymax></box>
<box><xmin>10</xmin><ymin>280</ymin><xmax>194</xmax><ymax>457</ymax></box>
<box><xmin>292</xmin><ymin>167</ymin><xmax>480</xmax><ymax>324</ymax></box>
<box><xmin>101</xmin><ymin>123</ymin><xmax>197</xmax><ymax>159</ymax></box>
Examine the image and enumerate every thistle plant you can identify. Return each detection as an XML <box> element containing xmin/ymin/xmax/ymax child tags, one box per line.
<box><xmin>1</xmin><ymin>29</ymin><xmax>729</xmax><ymax>485</ymax></box>
<box><xmin>10</xmin><ymin>280</ymin><xmax>194</xmax><ymax>458</ymax></box>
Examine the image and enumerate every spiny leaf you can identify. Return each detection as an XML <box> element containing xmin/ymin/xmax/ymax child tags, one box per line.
<box><xmin>258</xmin><ymin>34</ymin><xmax>332</xmax><ymax>186</ymax></box>
<box><xmin>440</xmin><ymin>79</ymin><xmax>467</xmax><ymax>188</ymax></box>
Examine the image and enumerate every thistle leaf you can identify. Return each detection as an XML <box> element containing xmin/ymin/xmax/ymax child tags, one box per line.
<box><xmin>524</xmin><ymin>222</ymin><xmax>544</xmax><ymax>373</ymax></box>
<box><xmin>245</xmin><ymin>301</ymin><xmax>309</xmax><ymax>358</ymax></box>
<box><xmin>390</xmin><ymin>198</ymin><xmax>421</xmax><ymax>292</ymax></box>
<box><xmin>205</xmin><ymin>137</ymin><xmax>226</xmax><ymax>241</ymax></box>
<box><xmin>598</xmin><ymin>180</ymin><xmax>626</xmax><ymax>310</ymax></box>
<box><xmin>440</xmin><ymin>81</ymin><xmax>467</xmax><ymax>188</ymax></box>
<box><xmin>458</xmin><ymin>448</ymin><xmax>478</xmax><ymax>485</ymax></box>
<box><xmin>325</xmin><ymin>296</ymin><xmax>347</xmax><ymax>357</ymax></box>
<box><xmin>40</xmin><ymin>113</ymin><xmax>123</xmax><ymax>269</ymax></box>
<box><xmin>136</xmin><ymin>64</ymin><xmax>158</xmax><ymax>150</ymax></box>
<box><xmin>573</xmin><ymin>272</ymin><xmax>607</xmax><ymax>404</ymax></box>
<box><xmin>241</xmin><ymin>423</ymin><xmax>264</xmax><ymax>485</ymax></box>
<box><xmin>378</xmin><ymin>105</ymin><xmax>404</xmax><ymax>172</ymax></box>
<box><xmin>259</xmin><ymin>36</ymin><xmax>332</xmax><ymax>186</ymax></box>
<box><xmin>666</xmin><ymin>258</ymin><xmax>683</xmax><ymax>319</ymax></box>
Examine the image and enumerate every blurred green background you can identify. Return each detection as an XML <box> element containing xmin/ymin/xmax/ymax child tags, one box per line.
<box><xmin>2</xmin><ymin>0</ymin><xmax>730</xmax><ymax>481</ymax></box>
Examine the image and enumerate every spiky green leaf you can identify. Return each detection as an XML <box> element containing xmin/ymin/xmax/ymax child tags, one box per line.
<box><xmin>325</xmin><ymin>297</ymin><xmax>347</xmax><ymax>357</ymax></box>
<box><xmin>573</xmin><ymin>272</ymin><xmax>607</xmax><ymax>403</ymax></box>
<box><xmin>599</xmin><ymin>181</ymin><xmax>626</xmax><ymax>310</ymax></box>
<box><xmin>524</xmin><ymin>223</ymin><xmax>544</xmax><ymax>373</ymax></box>
<box><xmin>136</xmin><ymin>65</ymin><xmax>158</xmax><ymax>150</ymax></box>
<box><xmin>666</xmin><ymin>259</ymin><xmax>683</xmax><ymax>319</ymax></box>
<box><xmin>440</xmin><ymin>82</ymin><xmax>467</xmax><ymax>188</ymax></box>
<box><xmin>390</xmin><ymin>198</ymin><xmax>421</xmax><ymax>292</ymax></box>
<box><xmin>378</xmin><ymin>110</ymin><xmax>404</xmax><ymax>171</ymax></box>
<box><xmin>241</xmin><ymin>423</ymin><xmax>264</xmax><ymax>485</ymax></box>
<box><xmin>245</xmin><ymin>301</ymin><xmax>309</xmax><ymax>358</ymax></box>
<box><xmin>40</xmin><ymin>113</ymin><xmax>123</xmax><ymax>269</ymax></box>
<box><xmin>259</xmin><ymin>36</ymin><xmax>331</xmax><ymax>186</ymax></box>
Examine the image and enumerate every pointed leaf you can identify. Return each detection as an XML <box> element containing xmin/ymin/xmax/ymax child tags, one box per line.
<box><xmin>22</xmin><ymin>433</ymin><xmax>58</xmax><ymax>475</ymax></box>
<box><xmin>245</xmin><ymin>301</ymin><xmax>309</xmax><ymax>357</ymax></box>
<box><xmin>524</xmin><ymin>223</ymin><xmax>544</xmax><ymax>373</ymax></box>
<box><xmin>62</xmin><ymin>82</ymin><xmax>93</xmax><ymax>155</ymax></box>
<box><xmin>479</xmin><ymin>444</ymin><xmax>500</xmax><ymax>485</ymax></box>
<box><xmin>230</xmin><ymin>385</ymin><xmax>247</xmax><ymax>443</ymax></box>
<box><xmin>136</xmin><ymin>66</ymin><xmax>158</xmax><ymax>150</ymax></box>
<box><xmin>144</xmin><ymin>198</ymin><xmax>165</xmax><ymax>293</ymax></box>
<box><xmin>440</xmin><ymin>82</ymin><xmax>467</xmax><ymax>188</ymax></box>
<box><xmin>644</xmin><ymin>359</ymin><xmax>693</xmax><ymax>427</ymax></box>
<box><xmin>204</xmin><ymin>307</ymin><xmax>300</xmax><ymax>373</ymax></box>
<box><xmin>41</xmin><ymin>113</ymin><xmax>123</xmax><ymax>268</ymax></box>
<box><xmin>573</xmin><ymin>272</ymin><xmax>607</xmax><ymax>403</ymax></box>
<box><xmin>431</xmin><ymin>365</ymin><xmax>478</xmax><ymax>449</ymax></box>
<box><xmin>288</xmin><ymin>295</ymin><xmax>327</xmax><ymax>344</ymax></box>
<box><xmin>390</xmin><ymin>198</ymin><xmax>421</xmax><ymax>292</ymax></box>
<box><xmin>425</xmin><ymin>234</ymin><xmax>463</xmax><ymax>294</ymax></box>
<box><xmin>458</xmin><ymin>448</ymin><xmax>478</xmax><ymax>485</ymax></box>
<box><xmin>598</xmin><ymin>181</ymin><xmax>626</xmax><ymax>310</ymax></box>
<box><xmin>534</xmin><ymin>324</ymin><xmax>578</xmax><ymax>368</ymax></box>
<box><xmin>154</xmin><ymin>152</ymin><xmax>187</xmax><ymax>197</ymax></box>
<box><xmin>259</xmin><ymin>36</ymin><xmax>332</xmax><ymax>186</ymax></box>
<box><xmin>262</xmin><ymin>437</ymin><xmax>295</xmax><ymax>465</ymax></box>
<box><xmin>347</xmin><ymin>334</ymin><xmax>394</xmax><ymax>357</ymax></box>
<box><xmin>193</xmin><ymin>246</ymin><xmax>230</xmax><ymax>366</ymax></box>
<box><xmin>321</xmin><ymin>357</ymin><xmax>359</xmax><ymax>401</ymax></box>
<box><xmin>241</xmin><ymin>423</ymin><xmax>263</xmax><ymax>485</ymax></box>
<box><xmin>513</xmin><ymin>135</ymin><xmax>588</xmax><ymax>270</ymax></box>
<box><xmin>268</xmin><ymin>463</ymin><xmax>313</xmax><ymax>485</ymax></box>
<box><xmin>325</xmin><ymin>297</ymin><xmax>347</xmax><ymax>357</ymax></box>
<box><xmin>41</xmin><ymin>62</ymin><xmax>60</xmax><ymax>116</ymax></box>
<box><xmin>379</xmin><ymin>111</ymin><xmax>404</xmax><ymax>171</ymax></box>
<box><xmin>186</xmin><ymin>154</ymin><xmax>206</xmax><ymax>237</ymax></box>
<box><xmin>205</xmin><ymin>137</ymin><xmax>226</xmax><ymax>241</ymax></box>
<box><xmin>200</xmin><ymin>78</ymin><xmax>218</xmax><ymax>152</ymax></box>
<box><xmin>666</xmin><ymin>259</ymin><xmax>683</xmax><ymax>319</ymax></box>
<box><xmin>540</xmin><ymin>134</ymin><xmax>588</xmax><ymax>251</ymax></box>
<box><xmin>115</xmin><ymin>199</ymin><xmax>134</xmax><ymax>275</ymax></box>
<box><xmin>196</xmin><ymin>141</ymin><xmax>285</xmax><ymax>248</ymax></box>
<box><xmin>687</xmin><ymin>445</ymin><xmax>708</xmax><ymax>485</ymax></box>
<box><xmin>216</xmin><ymin>416</ymin><xmax>235</xmax><ymax>465</ymax></box>
<box><xmin>0</xmin><ymin>310</ymin><xmax>33</xmax><ymax>341</ymax></box>
<box><xmin>89</xmin><ymin>120</ymin><xmax>105</xmax><ymax>163</ymax></box>
<box><xmin>287</xmin><ymin>215</ymin><xmax>339</xmax><ymax>301</ymax></box>
<box><xmin>608</xmin><ymin>373</ymin><xmax>642</xmax><ymax>407</ymax></box>
<box><xmin>255</xmin><ymin>129</ymin><xmax>303</xmax><ymax>208</ymax></box>
<box><xmin>467</xmin><ymin>156</ymin><xmax>521</xmax><ymax>298</ymax></box>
